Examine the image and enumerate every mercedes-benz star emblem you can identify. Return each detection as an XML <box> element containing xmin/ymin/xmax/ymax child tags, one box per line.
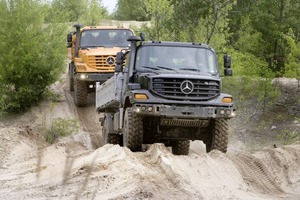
<box><xmin>180</xmin><ymin>80</ymin><xmax>194</xmax><ymax>94</ymax></box>
<box><xmin>106</xmin><ymin>56</ymin><xmax>115</xmax><ymax>65</ymax></box>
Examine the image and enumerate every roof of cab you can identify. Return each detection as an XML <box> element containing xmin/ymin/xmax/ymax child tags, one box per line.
<box><xmin>81</xmin><ymin>26</ymin><xmax>132</xmax><ymax>30</ymax></box>
<box><xmin>140</xmin><ymin>41</ymin><xmax>212</xmax><ymax>50</ymax></box>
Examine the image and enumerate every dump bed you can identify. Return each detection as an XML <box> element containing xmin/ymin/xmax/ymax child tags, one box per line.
<box><xmin>96</xmin><ymin>73</ymin><xmax>123</xmax><ymax>112</ymax></box>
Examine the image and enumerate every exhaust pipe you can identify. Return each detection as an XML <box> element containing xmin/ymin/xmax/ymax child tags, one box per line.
<box><xmin>74</xmin><ymin>24</ymin><xmax>82</xmax><ymax>57</ymax></box>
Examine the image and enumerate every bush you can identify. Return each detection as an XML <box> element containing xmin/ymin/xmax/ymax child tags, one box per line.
<box><xmin>222</xmin><ymin>76</ymin><xmax>280</xmax><ymax>113</ymax></box>
<box><xmin>0</xmin><ymin>0</ymin><xmax>67</xmax><ymax>113</ymax></box>
<box><xmin>44</xmin><ymin>118</ymin><xmax>79</xmax><ymax>144</ymax></box>
<box><xmin>277</xmin><ymin>129</ymin><xmax>299</xmax><ymax>145</ymax></box>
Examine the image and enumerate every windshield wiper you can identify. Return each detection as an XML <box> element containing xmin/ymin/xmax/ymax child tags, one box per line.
<box><xmin>141</xmin><ymin>66</ymin><xmax>178</xmax><ymax>72</ymax></box>
<box><xmin>179</xmin><ymin>67</ymin><xmax>200</xmax><ymax>72</ymax></box>
<box><xmin>156</xmin><ymin>66</ymin><xmax>177</xmax><ymax>71</ymax></box>
<box><xmin>142</xmin><ymin>66</ymin><xmax>160</xmax><ymax>70</ymax></box>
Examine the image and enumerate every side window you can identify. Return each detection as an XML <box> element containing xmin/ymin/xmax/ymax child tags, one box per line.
<box><xmin>207</xmin><ymin>51</ymin><xmax>217</xmax><ymax>73</ymax></box>
<box><xmin>80</xmin><ymin>31</ymin><xmax>89</xmax><ymax>47</ymax></box>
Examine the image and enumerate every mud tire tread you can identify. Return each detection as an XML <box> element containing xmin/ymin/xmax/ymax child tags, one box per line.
<box><xmin>206</xmin><ymin>119</ymin><xmax>229</xmax><ymax>153</ymax></box>
<box><xmin>74</xmin><ymin>78</ymin><xmax>88</xmax><ymax>107</ymax></box>
<box><xmin>172</xmin><ymin>140</ymin><xmax>190</xmax><ymax>155</ymax></box>
<box><xmin>69</xmin><ymin>64</ymin><xmax>74</xmax><ymax>92</ymax></box>
<box><xmin>102</xmin><ymin>119</ymin><xmax>120</xmax><ymax>145</ymax></box>
<box><xmin>123</xmin><ymin>108</ymin><xmax>143</xmax><ymax>152</ymax></box>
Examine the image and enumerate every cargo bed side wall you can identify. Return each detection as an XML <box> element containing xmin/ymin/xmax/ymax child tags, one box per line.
<box><xmin>96</xmin><ymin>73</ymin><xmax>124</xmax><ymax>111</ymax></box>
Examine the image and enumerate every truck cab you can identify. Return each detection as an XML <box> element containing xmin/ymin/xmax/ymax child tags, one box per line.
<box><xmin>67</xmin><ymin>25</ymin><xmax>134</xmax><ymax>107</ymax></box>
<box><xmin>96</xmin><ymin>35</ymin><xmax>234</xmax><ymax>155</ymax></box>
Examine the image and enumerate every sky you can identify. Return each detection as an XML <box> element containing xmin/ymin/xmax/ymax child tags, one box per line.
<box><xmin>102</xmin><ymin>0</ymin><xmax>117</xmax><ymax>14</ymax></box>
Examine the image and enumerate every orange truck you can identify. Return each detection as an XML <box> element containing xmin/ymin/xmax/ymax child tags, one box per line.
<box><xmin>67</xmin><ymin>24</ymin><xmax>134</xmax><ymax>107</ymax></box>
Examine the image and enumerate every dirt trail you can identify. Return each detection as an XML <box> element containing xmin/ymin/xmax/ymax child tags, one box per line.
<box><xmin>0</xmin><ymin>77</ymin><xmax>299</xmax><ymax>199</ymax></box>
<box><xmin>63</xmin><ymin>81</ymin><xmax>102</xmax><ymax>148</ymax></box>
<box><xmin>0</xmin><ymin>129</ymin><xmax>299</xmax><ymax>199</ymax></box>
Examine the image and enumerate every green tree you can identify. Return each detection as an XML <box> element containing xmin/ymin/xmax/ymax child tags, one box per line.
<box><xmin>78</xmin><ymin>0</ymin><xmax>108</xmax><ymax>25</ymax></box>
<box><xmin>144</xmin><ymin>0</ymin><xmax>173</xmax><ymax>40</ymax></box>
<box><xmin>284</xmin><ymin>30</ymin><xmax>300</xmax><ymax>79</ymax></box>
<box><xmin>228</xmin><ymin>0</ymin><xmax>300</xmax><ymax>77</ymax></box>
<box><xmin>0</xmin><ymin>0</ymin><xmax>66</xmax><ymax>113</ymax></box>
<box><xmin>50</xmin><ymin>0</ymin><xmax>87</xmax><ymax>22</ymax></box>
<box><xmin>169</xmin><ymin>0</ymin><xmax>226</xmax><ymax>43</ymax></box>
<box><xmin>144</xmin><ymin>0</ymin><xmax>233</xmax><ymax>49</ymax></box>
<box><xmin>47</xmin><ymin>0</ymin><xmax>107</xmax><ymax>25</ymax></box>
<box><xmin>114</xmin><ymin>0</ymin><xmax>149</xmax><ymax>21</ymax></box>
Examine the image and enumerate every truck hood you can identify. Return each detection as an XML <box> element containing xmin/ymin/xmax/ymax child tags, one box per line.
<box><xmin>80</xmin><ymin>47</ymin><xmax>124</xmax><ymax>56</ymax></box>
<box><xmin>139</xmin><ymin>72</ymin><xmax>220</xmax><ymax>80</ymax></box>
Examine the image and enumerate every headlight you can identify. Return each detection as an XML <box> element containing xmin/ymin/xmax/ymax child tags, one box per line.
<box><xmin>134</xmin><ymin>93</ymin><xmax>148</xmax><ymax>100</ymax></box>
<box><xmin>222</xmin><ymin>97</ymin><xmax>233</xmax><ymax>103</ymax></box>
<box><xmin>80</xmin><ymin>74</ymin><xmax>88</xmax><ymax>80</ymax></box>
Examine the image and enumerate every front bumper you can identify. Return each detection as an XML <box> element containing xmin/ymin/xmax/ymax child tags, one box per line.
<box><xmin>132</xmin><ymin>104</ymin><xmax>235</xmax><ymax>119</ymax></box>
<box><xmin>75</xmin><ymin>73</ymin><xmax>114</xmax><ymax>83</ymax></box>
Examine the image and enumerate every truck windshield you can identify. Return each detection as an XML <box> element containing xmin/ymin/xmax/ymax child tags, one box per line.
<box><xmin>80</xmin><ymin>29</ymin><xmax>133</xmax><ymax>48</ymax></box>
<box><xmin>135</xmin><ymin>45</ymin><xmax>218</xmax><ymax>74</ymax></box>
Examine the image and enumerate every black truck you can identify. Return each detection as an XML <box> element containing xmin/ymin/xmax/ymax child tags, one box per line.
<box><xmin>96</xmin><ymin>35</ymin><xmax>235</xmax><ymax>155</ymax></box>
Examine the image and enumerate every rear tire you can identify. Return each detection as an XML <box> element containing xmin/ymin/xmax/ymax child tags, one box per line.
<box><xmin>102</xmin><ymin>118</ymin><xmax>120</xmax><ymax>145</ymax></box>
<box><xmin>74</xmin><ymin>78</ymin><xmax>88</xmax><ymax>107</ymax></box>
<box><xmin>123</xmin><ymin>107</ymin><xmax>143</xmax><ymax>152</ymax></box>
<box><xmin>205</xmin><ymin>119</ymin><xmax>229</xmax><ymax>153</ymax></box>
<box><xmin>69</xmin><ymin>64</ymin><xmax>74</xmax><ymax>91</ymax></box>
<box><xmin>172</xmin><ymin>140</ymin><xmax>190</xmax><ymax>155</ymax></box>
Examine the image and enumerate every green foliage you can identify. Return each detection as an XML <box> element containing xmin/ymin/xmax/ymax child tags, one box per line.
<box><xmin>222</xmin><ymin>77</ymin><xmax>279</xmax><ymax>113</ymax></box>
<box><xmin>123</xmin><ymin>0</ymin><xmax>300</xmax><ymax>80</ymax></box>
<box><xmin>44</xmin><ymin>118</ymin><xmax>79</xmax><ymax>144</ymax></box>
<box><xmin>228</xmin><ymin>49</ymin><xmax>268</xmax><ymax>77</ymax></box>
<box><xmin>284</xmin><ymin>30</ymin><xmax>300</xmax><ymax>78</ymax></box>
<box><xmin>0</xmin><ymin>0</ymin><xmax>67</xmax><ymax>113</ymax></box>
<box><xmin>277</xmin><ymin>129</ymin><xmax>299</xmax><ymax>145</ymax></box>
<box><xmin>42</xmin><ymin>89</ymin><xmax>62</xmax><ymax>103</ymax></box>
<box><xmin>79</xmin><ymin>0</ymin><xmax>108</xmax><ymax>25</ymax></box>
<box><xmin>145</xmin><ymin>0</ymin><xmax>173</xmax><ymax>41</ymax></box>
<box><xmin>47</xmin><ymin>0</ymin><xmax>108</xmax><ymax>24</ymax></box>
<box><xmin>143</xmin><ymin>0</ymin><xmax>231</xmax><ymax>45</ymax></box>
<box><xmin>49</xmin><ymin>0</ymin><xmax>87</xmax><ymax>22</ymax></box>
<box><xmin>114</xmin><ymin>0</ymin><xmax>149</xmax><ymax>21</ymax></box>
<box><xmin>228</xmin><ymin>0</ymin><xmax>300</xmax><ymax>77</ymax></box>
<box><xmin>170</xmin><ymin>0</ymin><xmax>232</xmax><ymax>44</ymax></box>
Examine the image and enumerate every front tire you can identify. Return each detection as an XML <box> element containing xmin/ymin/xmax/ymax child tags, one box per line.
<box><xmin>122</xmin><ymin>107</ymin><xmax>143</xmax><ymax>152</ymax></box>
<box><xmin>74</xmin><ymin>78</ymin><xmax>88</xmax><ymax>107</ymax></box>
<box><xmin>205</xmin><ymin>119</ymin><xmax>229</xmax><ymax>153</ymax></box>
<box><xmin>172</xmin><ymin>140</ymin><xmax>190</xmax><ymax>155</ymax></box>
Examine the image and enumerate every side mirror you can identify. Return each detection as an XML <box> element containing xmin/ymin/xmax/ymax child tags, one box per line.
<box><xmin>67</xmin><ymin>33</ymin><xmax>72</xmax><ymax>48</ymax></box>
<box><xmin>140</xmin><ymin>32</ymin><xmax>145</xmax><ymax>41</ymax></box>
<box><xmin>115</xmin><ymin>64</ymin><xmax>123</xmax><ymax>72</ymax></box>
<box><xmin>224</xmin><ymin>68</ymin><xmax>233</xmax><ymax>76</ymax></box>
<box><xmin>224</xmin><ymin>54</ymin><xmax>231</xmax><ymax>68</ymax></box>
<box><xmin>67</xmin><ymin>33</ymin><xmax>72</xmax><ymax>43</ymax></box>
<box><xmin>116</xmin><ymin>52</ymin><xmax>125</xmax><ymax>65</ymax></box>
<box><xmin>224</xmin><ymin>54</ymin><xmax>232</xmax><ymax>76</ymax></box>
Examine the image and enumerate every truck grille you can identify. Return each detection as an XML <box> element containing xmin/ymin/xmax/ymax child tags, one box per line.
<box><xmin>161</xmin><ymin>118</ymin><xmax>209</xmax><ymax>127</ymax></box>
<box><xmin>88</xmin><ymin>55</ymin><xmax>116</xmax><ymax>71</ymax></box>
<box><xmin>151</xmin><ymin>78</ymin><xmax>220</xmax><ymax>101</ymax></box>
